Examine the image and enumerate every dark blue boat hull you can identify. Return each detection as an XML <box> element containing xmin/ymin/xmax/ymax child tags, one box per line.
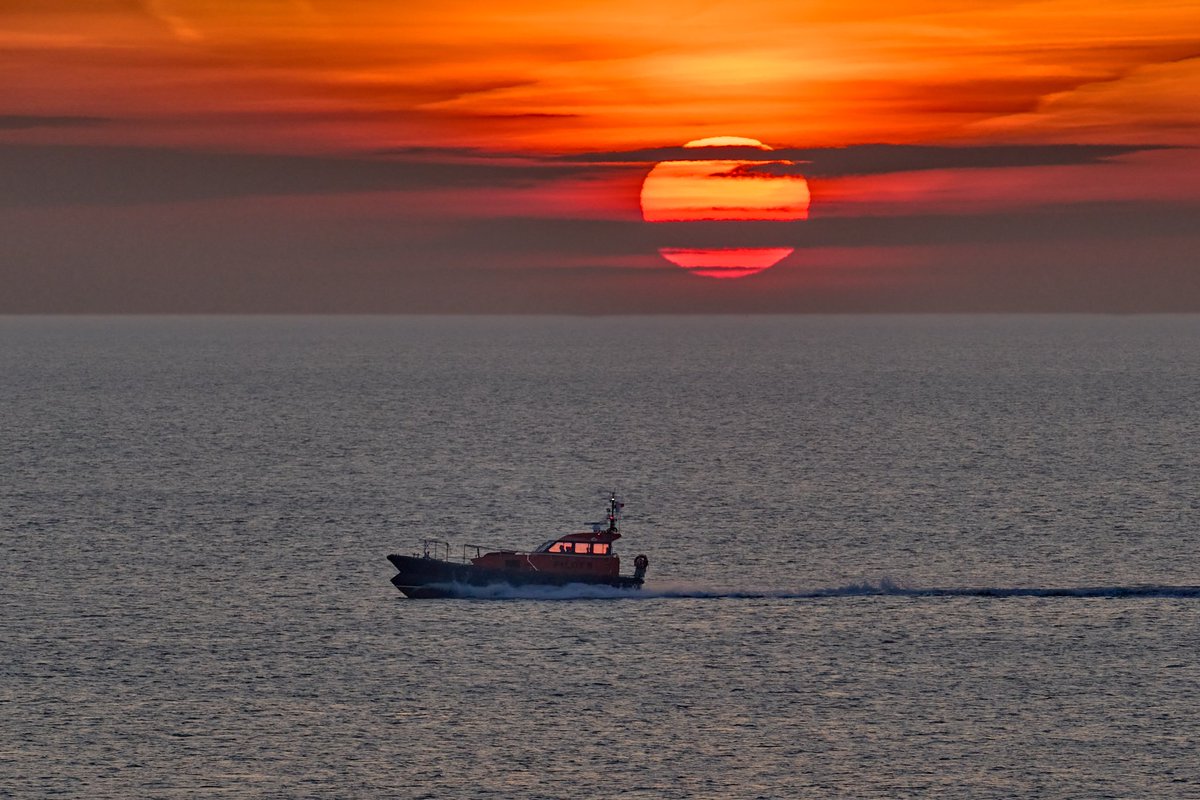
<box><xmin>387</xmin><ymin>554</ymin><xmax>644</xmax><ymax>598</ymax></box>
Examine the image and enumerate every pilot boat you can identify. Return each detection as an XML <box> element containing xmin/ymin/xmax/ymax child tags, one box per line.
<box><xmin>386</xmin><ymin>492</ymin><xmax>649</xmax><ymax>598</ymax></box>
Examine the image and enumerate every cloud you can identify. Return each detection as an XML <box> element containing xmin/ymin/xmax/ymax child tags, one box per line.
<box><xmin>0</xmin><ymin>115</ymin><xmax>109</xmax><ymax>130</ymax></box>
<box><xmin>1</xmin><ymin>0</ymin><xmax>144</xmax><ymax>13</ymax></box>
<box><xmin>420</xmin><ymin>201</ymin><xmax>1200</xmax><ymax>258</ymax></box>
<box><xmin>2</xmin><ymin>142</ymin><xmax>1170</xmax><ymax>209</ymax></box>
<box><xmin>0</xmin><ymin>144</ymin><xmax>594</xmax><ymax>207</ymax></box>
<box><xmin>971</xmin><ymin>56</ymin><xmax>1200</xmax><ymax>144</ymax></box>
<box><xmin>559</xmin><ymin>143</ymin><xmax>1164</xmax><ymax>177</ymax></box>
<box><xmin>3</xmin><ymin>188</ymin><xmax>1197</xmax><ymax>313</ymax></box>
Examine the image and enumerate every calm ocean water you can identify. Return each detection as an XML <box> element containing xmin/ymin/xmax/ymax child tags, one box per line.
<box><xmin>4</xmin><ymin>315</ymin><xmax>1200</xmax><ymax>799</ymax></box>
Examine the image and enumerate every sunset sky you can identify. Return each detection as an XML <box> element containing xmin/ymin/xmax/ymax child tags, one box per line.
<box><xmin>2</xmin><ymin>0</ymin><xmax>1198</xmax><ymax>311</ymax></box>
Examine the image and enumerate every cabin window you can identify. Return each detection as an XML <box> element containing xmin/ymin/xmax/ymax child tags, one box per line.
<box><xmin>547</xmin><ymin>540</ymin><xmax>611</xmax><ymax>554</ymax></box>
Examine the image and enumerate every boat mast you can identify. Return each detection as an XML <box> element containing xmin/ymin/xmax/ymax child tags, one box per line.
<box><xmin>607</xmin><ymin>490</ymin><xmax>622</xmax><ymax>534</ymax></box>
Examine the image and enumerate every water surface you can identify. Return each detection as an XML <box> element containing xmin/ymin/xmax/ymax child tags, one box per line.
<box><xmin>3</xmin><ymin>315</ymin><xmax>1200</xmax><ymax>798</ymax></box>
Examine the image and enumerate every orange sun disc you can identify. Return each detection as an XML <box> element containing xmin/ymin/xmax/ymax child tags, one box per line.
<box><xmin>640</xmin><ymin>137</ymin><xmax>810</xmax><ymax>279</ymax></box>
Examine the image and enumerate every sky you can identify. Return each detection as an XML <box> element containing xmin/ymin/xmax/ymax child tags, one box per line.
<box><xmin>1</xmin><ymin>0</ymin><xmax>1198</xmax><ymax>312</ymax></box>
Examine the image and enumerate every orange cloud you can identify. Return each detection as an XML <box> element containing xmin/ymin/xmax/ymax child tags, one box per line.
<box><xmin>1</xmin><ymin>0</ymin><xmax>1197</xmax><ymax>153</ymax></box>
<box><xmin>970</xmin><ymin>57</ymin><xmax>1200</xmax><ymax>144</ymax></box>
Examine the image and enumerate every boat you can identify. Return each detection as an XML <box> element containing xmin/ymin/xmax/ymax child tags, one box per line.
<box><xmin>386</xmin><ymin>492</ymin><xmax>650</xmax><ymax>598</ymax></box>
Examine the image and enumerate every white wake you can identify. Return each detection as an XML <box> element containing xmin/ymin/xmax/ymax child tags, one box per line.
<box><xmin>416</xmin><ymin>579</ymin><xmax>1200</xmax><ymax>601</ymax></box>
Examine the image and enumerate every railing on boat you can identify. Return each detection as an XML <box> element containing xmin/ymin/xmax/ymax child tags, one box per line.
<box><xmin>419</xmin><ymin>539</ymin><xmax>495</xmax><ymax>563</ymax></box>
<box><xmin>419</xmin><ymin>539</ymin><xmax>451</xmax><ymax>561</ymax></box>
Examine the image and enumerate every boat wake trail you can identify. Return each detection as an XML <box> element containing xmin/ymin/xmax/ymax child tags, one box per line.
<box><xmin>431</xmin><ymin>579</ymin><xmax>1200</xmax><ymax>601</ymax></box>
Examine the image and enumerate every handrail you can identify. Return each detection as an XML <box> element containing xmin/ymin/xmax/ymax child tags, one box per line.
<box><xmin>420</xmin><ymin>538</ymin><xmax>451</xmax><ymax>561</ymax></box>
<box><xmin>419</xmin><ymin>540</ymin><xmax>535</xmax><ymax>563</ymax></box>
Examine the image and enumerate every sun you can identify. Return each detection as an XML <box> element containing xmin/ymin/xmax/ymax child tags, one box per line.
<box><xmin>640</xmin><ymin>137</ymin><xmax>810</xmax><ymax>278</ymax></box>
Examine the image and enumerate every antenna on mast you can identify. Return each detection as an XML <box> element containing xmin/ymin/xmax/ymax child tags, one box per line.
<box><xmin>607</xmin><ymin>490</ymin><xmax>623</xmax><ymax>534</ymax></box>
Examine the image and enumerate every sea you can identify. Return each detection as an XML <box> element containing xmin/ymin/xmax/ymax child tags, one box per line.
<box><xmin>3</xmin><ymin>315</ymin><xmax>1200</xmax><ymax>799</ymax></box>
